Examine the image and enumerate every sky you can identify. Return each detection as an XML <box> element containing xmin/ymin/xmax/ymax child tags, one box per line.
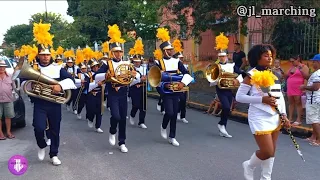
<box><xmin>0</xmin><ymin>0</ymin><xmax>74</xmax><ymax>45</ymax></box>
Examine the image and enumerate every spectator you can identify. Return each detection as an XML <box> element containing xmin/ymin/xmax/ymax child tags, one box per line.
<box><xmin>204</xmin><ymin>93</ymin><xmax>221</xmax><ymax>116</ymax></box>
<box><xmin>272</xmin><ymin>59</ymin><xmax>285</xmax><ymax>91</ymax></box>
<box><xmin>232</xmin><ymin>43</ymin><xmax>247</xmax><ymax>70</ymax></box>
<box><xmin>285</xmin><ymin>55</ymin><xmax>309</xmax><ymax>126</ymax></box>
<box><xmin>300</xmin><ymin>54</ymin><xmax>320</xmax><ymax>146</ymax></box>
<box><xmin>0</xmin><ymin>60</ymin><xmax>15</xmax><ymax>140</ymax></box>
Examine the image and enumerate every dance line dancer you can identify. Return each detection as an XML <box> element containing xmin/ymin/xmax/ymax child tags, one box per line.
<box><xmin>236</xmin><ymin>44</ymin><xmax>291</xmax><ymax>180</ymax></box>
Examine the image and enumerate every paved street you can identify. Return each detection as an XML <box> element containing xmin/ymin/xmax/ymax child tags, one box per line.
<box><xmin>0</xmin><ymin>96</ymin><xmax>319</xmax><ymax>180</ymax></box>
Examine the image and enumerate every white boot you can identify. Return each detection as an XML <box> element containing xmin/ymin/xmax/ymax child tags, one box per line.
<box><xmin>218</xmin><ymin>124</ymin><xmax>232</xmax><ymax>138</ymax></box>
<box><xmin>87</xmin><ymin>120</ymin><xmax>93</xmax><ymax>128</ymax></box>
<box><xmin>38</xmin><ymin>148</ymin><xmax>45</xmax><ymax>161</ymax></box>
<box><xmin>157</xmin><ymin>104</ymin><xmax>161</xmax><ymax>111</ymax></box>
<box><xmin>177</xmin><ymin>113</ymin><xmax>181</xmax><ymax>120</ymax></box>
<box><xmin>139</xmin><ymin>123</ymin><xmax>147</xmax><ymax>129</ymax></box>
<box><xmin>160</xmin><ymin>126</ymin><xmax>167</xmax><ymax>139</ymax></box>
<box><xmin>181</xmin><ymin>118</ymin><xmax>189</xmax><ymax>124</ymax></box>
<box><xmin>51</xmin><ymin>156</ymin><xmax>62</xmax><ymax>166</ymax></box>
<box><xmin>260</xmin><ymin>157</ymin><xmax>275</xmax><ymax>180</ymax></box>
<box><xmin>46</xmin><ymin>139</ymin><xmax>51</xmax><ymax>146</ymax></box>
<box><xmin>77</xmin><ymin>114</ymin><xmax>82</xmax><ymax>119</ymax></box>
<box><xmin>73</xmin><ymin>110</ymin><xmax>77</xmax><ymax>114</ymax></box>
<box><xmin>119</xmin><ymin>144</ymin><xmax>128</xmax><ymax>153</ymax></box>
<box><xmin>169</xmin><ymin>138</ymin><xmax>179</xmax><ymax>146</ymax></box>
<box><xmin>242</xmin><ymin>152</ymin><xmax>263</xmax><ymax>180</ymax></box>
<box><xmin>129</xmin><ymin>116</ymin><xmax>135</xmax><ymax>125</ymax></box>
<box><xmin>109</xmin><ymin>134</ymin><xmax>116</xmax><ymax>146</ymax></box>
<box><xmin>96</xmin><ymin>128</ymin><xmax>104</xmax><ymax>133</ymax></box>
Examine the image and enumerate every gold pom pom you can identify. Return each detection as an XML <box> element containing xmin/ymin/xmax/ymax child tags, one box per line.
<box><xmin>56</xmin><ymin>46</ymin><xmax>64</xmax><ymax>55</ymax></box>
<box><xmin>133</xmin><ymin>39</ymin><xmax>144</xmax><ymax>55</ymax></box>
<box><xmin>156</xmin><ymin>27</ymin><xmax>170</xmax><ymax>42</ymax></box>
<box><xmin>83</xmin><ymin>47</ymin><xmax>95</xmax><ymax>60</ymax></box>
<box><xmin>128</xmin><ymin>48</ymin><xmax>135</xmax><ymax>55</ymax></box>
<box><xmin>64</xmin><ymin>50</ymin><xmax>75</xmax><ymax>59</ymax></box>
<box><xmin>102</xmin><ymin>41</ymin><xmax>109</xmax><ymax>53</ymax></box>
<box><xmin>33</xmin><ymin>20</ymin><xmax>54</xmax><ymax>48</ymax></box>
<box><xmin>19</xmin><ymin>45</ymin><xmax>28</xmax><ymax>57</ymax></box>
<box><xmin>172</xmin><ymin>39</ymin><xmax>183</xmax><ymax>53</ymax></box>
<box><xmin>14</xmin><ymin>50</ymin><xmax>20</xmax><ymax>57</ymax></box>
<box><xmin>75</xmin><ymin>49</ymin><xmax>85</xmax><ymax>65</ymax></box>
<box><xmin>153</xmin><ymin>49</ymin><xmax>162</xmax><ymax>60</ymax></box>
<box><xmin>108</xmin><ymin>24</ymin><xmax>126</xmax><ymax>43</ymax></box>
<box><xmin>94</xmin><ymin>51</ymin><xmax>103</xmax><ymax>60</ymax></box>
<box><xmin>215</xmin><ymin>32</ymin><xmax>229</xmax><ymax>51</ymax></box>
<box><xmin>250</xmin><ymin>70</ymin><xmax>278</xmax><ymax>88</ymax></box>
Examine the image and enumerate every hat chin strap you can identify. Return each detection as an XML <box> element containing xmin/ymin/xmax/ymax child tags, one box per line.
<box><xmin>164</xmin><ymin>50</ymin><xmax>171</xmax><ymax>58</ymax></box>
<box><xmin>112</xmin><ymin>52</ymin><xmax>122</xmax><ymax>61</ymax></box>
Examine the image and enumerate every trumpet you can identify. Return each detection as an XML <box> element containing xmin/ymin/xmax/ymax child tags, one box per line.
<box><xmin>205</xmin><ymin>63</ymin><xmax>239</xmax><ymax>89</ymax></box>
<box><xmin>13</xmin><ymin>59</ymin><xmax>71</xmax><ymax>104</ymax></box>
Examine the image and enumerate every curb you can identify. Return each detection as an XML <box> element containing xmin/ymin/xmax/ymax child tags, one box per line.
<box><xmin>147</xmin><ymin>92</ymin><xmax>312</xmax><ymax>138</ymax></box>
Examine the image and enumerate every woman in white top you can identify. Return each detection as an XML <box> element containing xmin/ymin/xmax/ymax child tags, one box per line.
<box><xmin>236</xmin><ymin>44</ymin><xmax>291</xmax><ymax>180</ymax></box>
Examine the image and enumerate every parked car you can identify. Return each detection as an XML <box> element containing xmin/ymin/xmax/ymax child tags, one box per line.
<box><xmin>0</xmin><ymin>56</ymin><xmax>26</xmax><ymax>128</ymax></box>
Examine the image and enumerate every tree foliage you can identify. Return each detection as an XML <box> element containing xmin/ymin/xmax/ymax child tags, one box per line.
<box><xmin>3</xmin><ymin>24</ymin><xmax>33</xmax><ymax>47</ymax></box>
<box><xmin>67</xmin><ymin>0</ymin><xmax>170</xmax><ymax>43</ymax></box>
<box><xmin>170</xmin><ymin>0</ymin><xmax>320</xmax><ymax>41</ymax></box>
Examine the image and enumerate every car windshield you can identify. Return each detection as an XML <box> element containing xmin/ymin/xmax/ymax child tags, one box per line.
<box><xmin>0</xmin><ymin>57</ymin><xmax>12</xmax><ymax>68</ymax></box>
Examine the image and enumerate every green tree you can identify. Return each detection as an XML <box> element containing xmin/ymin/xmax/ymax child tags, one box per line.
<box><xmin>3</xmin><ymin>24</ymin><xmax>33</xmax><ymax>47</ymax></box>
<box><xmin>67</xmin><ymin>0</ymin><xmax>170</xmax><ymax>43</ymax></box>
<box><xmin>3</xmin><ymin>47</ymin><xmax>14</xmax><ymax>57</ymax></box>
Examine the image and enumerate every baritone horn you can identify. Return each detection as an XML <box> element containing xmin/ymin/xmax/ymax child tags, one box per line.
<box><xmin>12</xmin><ymin>59</ymin><xmax>71</xmax><ymax>104</ymax></box>
<box><xmin>148</xmin><ymin>66</ymin><xmax>189</xmax><ymax>94</ymax></box>
<box><xmin>205</xmin><ymin>63</ymin><xmax>239</xmax><ymax>89</ymax></box>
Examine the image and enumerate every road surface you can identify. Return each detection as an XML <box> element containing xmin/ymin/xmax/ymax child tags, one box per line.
<box><xmin>0</xmin><ymin>96</ymin><xmax>319</xmax><ymax>180</ymax></box>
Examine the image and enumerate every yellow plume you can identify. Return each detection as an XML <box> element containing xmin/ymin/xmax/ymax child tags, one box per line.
<box><xmin>156</xmin><ymin>27</ymin><xmax>170</xmax><ymax>42</ymax></box>
<box><xmin>83</xmin><ymin>47</ymin><xmax>95</xmax><ymax>60</ymax></box>
<box><xmin>215</xmin><ymin>32</ymin><xmax>229</xmax><ymax>51</ymax></box>
<box><xmin>102</xmin><ymin>41</ymin><xmax>109</xmax><ymax>53</ymax></box>
<box><xmin>172</xmin><ymin>39</ymin><xmax>183</xmax><ymax>53</ymax></box>
<box><xmin>56</xmin><ymin>46</ymin><xmax>64</xmax><ymax>55</ymax></box>
<box><xmin>108</xmin><ymin>24</ymin><xmax>126</xmax><ymax>43</ymax></box>
<box><xmin>153</xmin><ymin>49</ymin><xmax>162</xmax><ymax>60</ymax></box>
<box><xmin>19</xmin><ymin>45</ymin><xmax>28</xmax><ymax>57</ymax></box>
<box><xmin>75</xmin><ymin>49</ymin><xmax>84</xmax><ymax>65</ymax></box>
<box><xmin>64</xmin><ymin>50</ymin><xmax>75</xmax><ymax>59</ymax></box>
<box><xmin>27</xmin><ymin>44</ymin><xmax>39</xmax><ymax>63</ymax></box>
<box><xmin>14</xmin><ymin>50</ymin><xmax>20</xmax><ymax>57</ymax></box>
<box><xmin>128</xmin><ymin>48</ymin><xmax>135</xmax><ymax>55</ymax></box>
<box><xmin>33</xmin><ymin>20</ymin><xmax>54</xmax><ymax>47</ymax></box>
<box><xmin>50</xmin><ymin>48</ymin><xmax>57</xmax><ymax>59</ymax></box>
<box><xmin>94</xmin><ymin>51</ymin><xmax>103</xmax><ymax>60</ymax></box>
<box><xmin>133</xmin><ymin>39</ymin><xmax>144</xmax><ymax>55</ymax></box>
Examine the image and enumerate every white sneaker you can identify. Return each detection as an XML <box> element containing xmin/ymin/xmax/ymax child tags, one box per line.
<box><xmin>139</xmin><ymin>123</ymin><xmax>147</xmax><ymax>129</ymax></box>
<box><xmin>38</xmin><ymin>148</ymin><xmax>45</xmax><ymax>161</ymax></box>
<box><xmin>103</xmin><ymin>102</ymin><xmax>107</xmax><ymax>107</ymax></box>
<box><xmin>46</xmin><ymin>139</ymin><xmax>51</xmax><ymax>146</ymax></box>
<box><xmin>161</xmin><ymin>111</ymin><xmax>165</xmax><ymax>115</ymax></box>
<box><xmin>181</xmin><ymin>118</ymin><xmax>188</xmax><ymax>124</ymax></box>
<box><xmin>77</xmin><ymin>114</ymin><xmax>81</xmax><ymax>119</ymax></box>
<box><xmin>218</xmin><ymin>124</ymin><xmax>232</xmax><ymax>138</ymax></box>
<box><xmin>119</xmin><ymin>144</ymin><xmax>128</xmax><ymax>153</ymax></box>
<box><xmin>127</xmin><ymin>97</ymin><xmax>130</xmax><ymax>102</ymax></box>
<box><xmin>160</xmin><ymin>126</ymin><xmax>167</xmax><ymax>139</ymax></box>
<box><xmin>109</xmin><ymin>134</ymin><xmax>116</xmax><ymax>146</ymax></box>
<box><xmin>51</xmin><ymin>156</ymin><xmax>61</xmax><ymax>166</ymax></box>
<box><xmin>129</xmin><ymin>116</ymin><xmax>135</xmax><ymax>125</ymax></box>
<box><xmin>169</xmin><ymin>138</ymin><xmax>180</xmax><ymax>146</ymax></box>
<box><xmin>96</xmin><ymin>128</ymin><xmax>103</xmax><ymax>133</ymax></box>
<box><xmin>108</xmin><ymin>107</ymin><xmax>110</xmax><ymax>111</ymax></box>
<box><xmin>243</xmin><ymin>161</ymin><xmax>254</xmax><ymax>180</ymax></box>
<box><xmin>157</xmin><ymin>104</ymin><xmax>161</xmax><ymax>111</ymax></box>
<box><xmin>66</xmin><ymin>106</ymin><xmax>70</xmax><ymax>111</ymax></box>
<box><xmin>87</xmin><ymin>120</ymin><xmax>93</xmax><ymax>128</ymax></box>
<box><xmin>177</xmin><ymin>113</ymin><xmax>181</xmax><ymax>120</ymax></box>
<box><xmin>73</xmin><ymin>110</ymin><xmax>77</xmax><ymax>114</ymax></box>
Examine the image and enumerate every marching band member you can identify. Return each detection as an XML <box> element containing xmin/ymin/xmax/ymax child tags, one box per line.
<box><xmin>211</xmin><ymin>33</ymin><xmax>245</xmax><ymax>138</ymax></box>
<box><xmin>173</xmin><ymin>39</ymin><xmax>189</xmax><ymax>124</ymax></box>
<box><xmin>75</xmin><ymin>62</ymin><xmax>90</xmax><ymax>119</ymax></box>
<box><xmin>87</xmin><ymin>59</ymin><xmax>104</xmax><ymax>133</ymax></box>
<box><xmin>19</xmin><ymin>21</ymin><xmax>77</xmax><ymax>165</ymax></box>
<box><xmin>153</xmin><ymin>49</ymin><xmax>165</xmax><ymax>114</ymax></box>
<box><xmin>65</xmin><ymin>57</ymin><xmax>80</xmax><ymax>111</ymax></box>
<box><xmin>236</xmin><ymin>44</ymin><xmax>290</xmax><ymax>180</ymax></box>
<box><xmin>100</xmin><ymin>54</ymin><xmax>110</xmax><ymax>110</ymax></box>
<box><xmin>55</xmin><ymin>55</ymin><xmax>63</xmax><ymax>65</ymax></box>
<box><xmin>129</xmin><ymin>39</ymin><xmax>147</xmax><ymax>129</ymax></box>
<box><xmin>155</xmin><ymin>28</ymin><xmax>193</xmax><ymax>146</ymax></box>
<box><xmin>94</xmin><ymin>24</ymin><xmax>137</xmax><ymax>153</ymax></box>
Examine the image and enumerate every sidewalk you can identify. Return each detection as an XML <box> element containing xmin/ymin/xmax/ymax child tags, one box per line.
<box><xmin>147</xmin><ymin>90</ymin><xmax>312</xmax><ymax>138</ymax></box>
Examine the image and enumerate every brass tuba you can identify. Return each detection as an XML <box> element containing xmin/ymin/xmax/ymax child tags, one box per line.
<box><xmin>205</xmin><ymin>63</ymin><xmax>239</xmax><ymax>89</ymax></box>
<box><xmin>12</xmin><ymin>59</ymin><xmax>71</xmax><ymax>104</ymax></box>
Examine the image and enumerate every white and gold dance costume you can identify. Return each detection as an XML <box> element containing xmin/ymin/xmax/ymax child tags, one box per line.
<box><xmin>236</xmin><ymin>67</ymin><xmax>287</xmax><ymax>180</ymax></box>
